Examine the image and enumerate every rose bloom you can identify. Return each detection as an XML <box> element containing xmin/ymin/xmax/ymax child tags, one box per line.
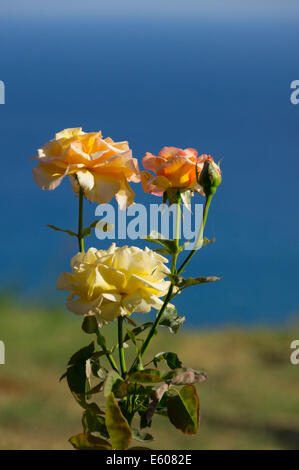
<box><xmin>141</xmin><ymin>146</ymin><xmax>219</xmax><ymax>196</ymax></box>
<box><xmin>32</xmin><ymin>128</ymin><xmax>140</xmax><ymax>208</ymax></box>
<box><xmin>57</xmin><ymin>244</ymin><xmax>171</xmax><ymax>326</ymax></box>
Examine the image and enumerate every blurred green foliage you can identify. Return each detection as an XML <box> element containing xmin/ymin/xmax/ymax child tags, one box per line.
<box><xmin>0</xmin><ymin>296</ymin><xmax>298</xmax><ymax>450</ymax></box>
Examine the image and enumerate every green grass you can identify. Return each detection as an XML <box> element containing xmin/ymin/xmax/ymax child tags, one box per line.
<box><xmin>0</xmin><ymin>297</ymin><xmax>298</xmax><ymax>450</ymax></box>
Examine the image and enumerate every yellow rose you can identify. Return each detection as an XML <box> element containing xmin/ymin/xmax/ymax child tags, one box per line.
<box><xmin>57</xmin><ymin>244</ymin><xmax>171</xmax><ymax>326</ymax></box>
<box><xmin>32</xmin><ymin>128</ymin><xmax>140</xmax><ymax>208</ymax></box>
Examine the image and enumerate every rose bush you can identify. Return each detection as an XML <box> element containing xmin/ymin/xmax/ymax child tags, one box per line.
<box><xmin>31</xmin><ymin>127</ymin><xmax>222</xmax><ymax>450</ymax></box>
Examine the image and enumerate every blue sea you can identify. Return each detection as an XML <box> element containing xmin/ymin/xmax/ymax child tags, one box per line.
<box><xmin>1</xmin><ymin>10</ymin><xmax>299</xmax><ymax>326</ymax></box>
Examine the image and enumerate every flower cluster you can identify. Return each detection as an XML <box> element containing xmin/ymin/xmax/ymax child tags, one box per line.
<box><xmin>31</xmin><ymin>127</ymin><xmax>222</xmax><ymax>450</ymax></box>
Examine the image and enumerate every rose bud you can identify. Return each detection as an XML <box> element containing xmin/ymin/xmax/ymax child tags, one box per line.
<box><xmin>197</xmin><ymin>156</ymin><xmax>222</xmax><ymax>197</ymax></box>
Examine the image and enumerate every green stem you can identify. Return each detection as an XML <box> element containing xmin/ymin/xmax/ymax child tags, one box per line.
<box><xmin>106</xmin><ymin>352</ymin><xmax>119</xmax><ymax>373</ymax></box>
<box><xmin>177</xmin><ymin>194</ymin><xmax>213</xmax><ymax>275</ymax></box>
<box><xmin>129</xmin><ymin>194</ymin><xmax>181</xmax><ymax>373</ymax></box>
<box><xmin>76</xmin><ymin>187</ymin><xmax>118</xmax><ymax>373</ymax></box>
<box><xmin>134</xmin><ymin>286</ymin><xmax>174</xmax><ymax>368</ymax></box>
<box><xmin>77</xmin><ymin>187</ymin><xmax>84</xmax><ymax>253</ymax></box>
<box><xmin>96</xmin><ymin>331</ymin><xmax>119</xmax><ymax>373</ymax></box>
<box><xmin>118</xmin><ymin>316</ymin><xmax>127</xmax><ymax>378</ymax></box>
<box><xmin>171</xmin><ymin>193</ymin><xmax>181</xmax><ymax>275</ymax></box>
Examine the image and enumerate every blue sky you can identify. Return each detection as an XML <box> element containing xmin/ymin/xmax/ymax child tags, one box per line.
<box><xmin>2</xmin><ymin>0</ymin><xmax>299</xmax><ymax>21</ymax></box>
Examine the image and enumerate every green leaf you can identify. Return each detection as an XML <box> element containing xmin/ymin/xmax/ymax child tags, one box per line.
<box><xmin>163</xmin><ymin>367</ymin><xmax>208</xmax><ymax>385</ymax></box>
<box><xmin>171</xmin><ymin>275</ymin><xmax>221</xmax><ymax>292</ymax></box>
<box><xmin>123</xmin><ymin>322</ymin><xmax>153</xmax><ymax>344</ymax></box>
<box><xmin>160</xmin><ymin>306</ymin><xmax>185</xmax><ymax>334</ymax></box>
<box><xmin>104</xmin><ymin>370</ymin><xmax>123</xmax><ymax>397</ymax></box>
<box><xmin>105</xmin><ymin>393</ymin><xmax>132</xmax><ymax>450</ymax></box>
<box><xmin>82</xmin><ymin>220</ymin><xmax>114</xmax><ymax>237</ymax></box>
<box><xmin>153</xmin><ymin>352</ymin><xmax>182</xmax><ymax>370</ymax></box>
<box><xmin>82</xmin><ymin>408</ymin><xmax>109</xmax><ymax>439</ymax></box>
<box><xmin>129</xmin><ymin>369</ymin><xmax>164</xmax><ymax>384</ymax></box>
<box><xmin>47</xmin><ymin>224</ymin><xmax>77</xmax><ymax>237</ymax></box>
<box><xmin>69</xmin><ymin>433</ymin><xmax>112</xmax><ymax>450</ymax></box>
<box><xmin>82</xmin><ymin>220</ymin><xmax>98</xmax><ymax>237</ymax></box>
<box><xmin>143</xmin><ymin>234</ymin><xmax>181</xmax><ymax>256</ymax></box>
<box><xmin>82</xmin><ymin>316</ymin><xmax>98</xmax><ymax>334</ymax></box>
<box><xmin>167</xmin><ymin>385</ymin><xmax>199</xmax><ymax>435</ymax></box>
<box><xmin>132</xmin><ymin>429</ymin><xmax>153</xmax><ymax>443</ymax></box>
<box><xmin>68</xmin><ymin>342</ymin><xmax>95</xmax><ymax>366</ymax></box>
<box><xmin>66</xmin><ymin>342</ymin><xmax>95</xmax><ymax>395</ymax></box>
<box><xmin>90</xmin><ymin>351</ymin><xmax>107</xmax><ymax>378</ymax></box>
<box><xmin>96</xmin><ymin>331</ymin><xmax>107</xmax><ymax>349</ymax></box>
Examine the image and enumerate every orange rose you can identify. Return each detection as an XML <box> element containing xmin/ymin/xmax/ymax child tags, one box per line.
<box><xmin>140</xmin><ymin>146</ymin><xmax>215</xmax><ymax>196</ymax></box>
<box><xmin>32</xmin><ymin>128</ymin><xmax>140</xmax><ymax>208</ymax></box>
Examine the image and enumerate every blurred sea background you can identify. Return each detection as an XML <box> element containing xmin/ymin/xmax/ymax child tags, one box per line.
<box><xmin>1</xmin><ymin>0</ymin><xmax>299</xmax><ymax>327</ymax></box>
<box><xmin>1</xmin><ymin>1</ymin><xmax>299</xmax><ymax>327</ymax></box>
<box><xmin>0</xmin><ymin>0</ymin><xmax>299</xmax><ymax>450</ymax></box>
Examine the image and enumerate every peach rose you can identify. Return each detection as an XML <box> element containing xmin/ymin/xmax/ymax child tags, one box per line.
<box><xmin>32</xmin><ymin>128</ymin><xmax>140</xmax><ymax>208</ymax></box>
<box><xmin>140</xmin><ymin>146</ymin><xmax>216</xmax><ymax>196</ymax></box>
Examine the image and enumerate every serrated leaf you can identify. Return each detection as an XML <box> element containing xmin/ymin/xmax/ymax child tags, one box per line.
<box><xmin>105</xmin><ymin>393</ymin><xmax>132</xmax><ymax>450</ymax></box>
<box><xmin>47</xmin><ymin>224</ymin><xmax>77</xmax><ymax>237</ymax></box>
<box><xmin>160</xmin><ymin>306</ymin><xmax>185</xmax><ymax>334</ymax></box>
<box><xmin>69</xmin><ymin>433</ymin><xmax>112</xmax><ymax>450</ymax></box>
<box><xmin>167</xmin><ymin>385</ymin><xmax>199</xmax><ymax>435</ymax></box>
